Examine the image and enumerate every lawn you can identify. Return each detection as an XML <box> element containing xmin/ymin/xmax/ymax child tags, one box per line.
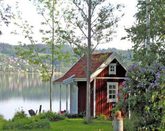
<box><xmin>50</xmin><ymin>119</ymin><xmax>113</xmax><ymax>131</ymax></box>
<box><xmin>0</xmin><ymin>118</ymin><xmax>113</xmax><ymax>131</ymax></box>
<box><xmin>0</xmin><ymin>117</ymin><xmax>6</xmax><ymax>131</ymax></box>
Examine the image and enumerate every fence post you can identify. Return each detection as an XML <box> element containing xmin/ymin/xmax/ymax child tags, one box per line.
<box><xmin>112</xmin><ymin>111</ymin><xmax>123</xmax><ymax>131</ymax></box>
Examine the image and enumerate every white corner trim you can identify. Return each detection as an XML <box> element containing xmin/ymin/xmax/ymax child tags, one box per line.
<box><xmin>93</xmin><ymin>79</ymin><xmax>96</xmax><ymax>118</ymax></box>
<box><xmin>96</xmin><ymin>77</ymin><xmax>127</xmax><ymax>80</ymax></box>
<box><xmin>63</xmin><ymin>75</ymin><xmax>75</xmax><ymax>84</ymax></box>
<box><xmin>111</xmin><ymin>52</ymin><xmax>127</xmax><ymax>71</ymax></box>
<box><xmin>90</xmin><ymin>53</ymin><xmax>116</xmax><ymax>81</ymax></box>
<box><xmin>90</xmin><ymin>52</ymin><xmax>127</xmax><ymax>81</ymax></box>
<box><xmin>74</xmin><ymin>78</ymin><xmax>86</xmax><ymax>81</ymax></box>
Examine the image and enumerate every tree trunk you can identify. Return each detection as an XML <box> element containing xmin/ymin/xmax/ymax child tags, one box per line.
<box><xmin>86</xmin><ymin>0</ymin><xmax>91</xmax><ymax>123</ymax></box>
<box><xmin>50</xmin><ymin>0</ymin><xmax>56</xmax><ymax>112</ymax></box>
<box><xmin>49</xmin><ymin>79</ymin><xmax>52</xmax><ymax>112</ymax></box>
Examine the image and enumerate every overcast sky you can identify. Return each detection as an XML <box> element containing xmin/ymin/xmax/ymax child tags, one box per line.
<box><xmin>0</xmin><ymin>0</ymin><xmax>137</xmax><ymax>50</ymax></box>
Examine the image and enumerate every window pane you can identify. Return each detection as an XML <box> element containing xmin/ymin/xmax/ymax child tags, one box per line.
<box><xmin>109</xmin><ymin>90</ymin><xmax>115</xmax><ymax>94</ymax></box>
<box><xmin>112</xmin><ymin>95</ymin><xmax>116</xmax><ymax>98</ymax></box>
<box><xmin>109</xmin><ymin>90</ymin><xmax>112</xmax><ymax>94</ymax></box>
<box><xmin>109</xmin><ymin>85</ymin><xmax>116</xmax><ymax>89</ymax></box>
<box><xmin>109</xmin><ymin>95</ymin><xmax>112</xmax><ymax>99</ymax></box>
<box><xmin>109</xmin><ymin>85</ymin><xmax>113</xmax><ymax>89</ymax></box>
<box><xmin>112</xmin><ymin>90</ymin><xmax>115</xmax><ymax>94</ymax></box>
<box><xmin>107</xmin><ymin>82</ymin><xmax>118</xmax><ymax>102</ymax></box>
<box><xmin>110</xmin><ymin>66</ymin><xmax>114</xmax><ymax>71</ymax></box>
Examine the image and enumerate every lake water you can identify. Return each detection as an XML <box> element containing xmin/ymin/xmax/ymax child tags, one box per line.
<box><xmin>0</xmin><ymin>72</ymin><xmax>67</xmax><ymax>120</ymax></box>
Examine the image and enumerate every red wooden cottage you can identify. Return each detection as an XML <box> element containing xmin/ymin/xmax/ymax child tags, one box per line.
<box><xmin>54</xmin><ymin>52</ymin><xmax>127</xmax><ymax>117</ymax></box>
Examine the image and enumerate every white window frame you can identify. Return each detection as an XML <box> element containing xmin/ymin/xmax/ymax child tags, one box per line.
<box><xmin>107</xmin><ymin>82</ymin><xmax>118</xmax><ymax>103</ymax></box>
<box><xmin>109</xmin><ymin>63</ymin><xmax>116</xmax><ymax>75</ymax></box>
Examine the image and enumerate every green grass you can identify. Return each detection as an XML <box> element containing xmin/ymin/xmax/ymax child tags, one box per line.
<box><xmin>50</xmin><ymin>118</ymin><xmax>112</xmax><ymax>131</ymax></box>
<box><xmin>0</xmin><ymin>118</ymin><xmax>113</xmax><ymax>131</ymax></box>
<box><xmin>0</xmin><ymin>116</ymin><xmax>6</xmax><ymax>130</ymax></box>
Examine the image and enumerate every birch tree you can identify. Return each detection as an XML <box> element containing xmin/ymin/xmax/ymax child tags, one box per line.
<box><xmin>59</xmin><ymin>0</ymin><xmax>123</xmax><ymax>123</ymax></box>
<box><xmin>15</xmin><ymin>0</ymin><xmax>71</xmax><ymax>112</ymax></box>
<box><xmin>125</xmin><ymin>0</ymin><xmax>165</xmax><ymax>65</ymax></box>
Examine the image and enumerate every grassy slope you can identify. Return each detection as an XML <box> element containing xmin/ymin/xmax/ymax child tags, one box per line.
<box><xmin>0</xmin><ymin>117</ymin><xmax>6</xmax><ymax>130</ymax></box>
<box><xmin>0</xmin><ymin>118</ymin><xmax>113</xmax><ymax>131</ymax></box>
<box><xmin>50</xmin><ymin>119</ymin><xmax>113</xmax><ymax>131</ymax></box>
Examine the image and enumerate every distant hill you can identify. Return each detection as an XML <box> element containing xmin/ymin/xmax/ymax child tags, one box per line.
<box><xmin>0</xmin><ymin>43</ymin><xmax>16</xmax><ymax>56</ymax></box>
<box><xmin>98</xmin><ymin>48</ymin><xmax>133</xmax><ymax>66</ymax></box>
<box><xmin>0</xmin><ymin>43</ymin><xmax>75</xmax><ymax>72</ymax></box>
<box><xmin>0</xmin><ymin>43</ymin><xmax>133</xmax><ymax>72</ymax></box>
<box><xmin>0</xmin><ymin>43</ymin><xmax>73</xmax><ymax>56</ymax></box>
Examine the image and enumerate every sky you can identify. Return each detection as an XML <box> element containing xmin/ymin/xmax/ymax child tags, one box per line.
<box><xmin>0</xmin><ymin>0</ymin><xmax>137</xmax><ymax>50</ymax></box>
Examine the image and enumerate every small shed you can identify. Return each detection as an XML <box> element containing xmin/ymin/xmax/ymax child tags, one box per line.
<box><xmin>54</xmin><ymin>52</ymin><xmax>127</xmax><ymax>117</ymax></box>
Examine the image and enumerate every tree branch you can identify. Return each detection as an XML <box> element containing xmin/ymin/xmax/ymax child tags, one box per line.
<box><xmin>76</xmin><ymin>22</ymin><xmax>88</xmax><ymax>38</ymax></box>
<box><xmin>41</xmin><ymin>12</ymin><xmax>53</xmax><ymax>29</ymax></box>
<box><xmin>91</xmin><ymin>16</ymin><xmax>99</xmax><ymax>26</ymax></box>
<box><xmin>73</xmin><ymin>1</ymin><xmax>87</xmax><ymax>20</ymax></box>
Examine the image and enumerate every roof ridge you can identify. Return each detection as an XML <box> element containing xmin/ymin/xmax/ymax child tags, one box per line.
<box><xmin>92</xmin><ymin>52</ymin><xmax>112</xmax><ymax>55</ymax></box>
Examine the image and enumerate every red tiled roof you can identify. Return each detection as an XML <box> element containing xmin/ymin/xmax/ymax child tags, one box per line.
<box><xmin>54</xmin><ymin>52</ymin><xmax>112</xmax><ymax>82</ymax></box>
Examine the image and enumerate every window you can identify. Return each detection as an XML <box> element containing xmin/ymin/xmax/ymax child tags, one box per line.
<box><xmin>107</xmin><ymin>82</ymin><xmax>118</xmax><ymax>102</ymax></box>
<box><xmin>109</xmin><ymin>63</ymin><xmax>116</xmax><ymax>75</ymax></box>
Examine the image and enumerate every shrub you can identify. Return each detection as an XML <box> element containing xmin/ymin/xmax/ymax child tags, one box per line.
<box><xmin>37</xmin><ymin>111</ymin><xmax>65</xmax><ymax>121</ymax></box>
<box><xmin>96</xmin><ymin>114</ymin><xmax>107</xmax><ymax>120</ymax></box>
<box><xmin>65</xmin><ymin>113</ymin><xmax>85</xmax><ymax>118</ymax></box>
<box><xmin>12</xmin><ymin>110</ymin><xmax>27</xmax><ymax>121</ymax></box>
<box><xmin>3</xmin><ymin>118</ymin><xmax>50</xmax><ymax>130</ymax></box>
<box><xmin>123</xmin><ymin>63</ymin><xmax>165</xmax><ymax>129</ymax></box>
<box><xmin>0</xmin><ymin>115</ymin><xmax>5</xmax><ymax>122</ymax></box>
<box><xmin>124</xmin><ymin>112</ymin><xmax>142</xmax><ymax>131</ymax></box>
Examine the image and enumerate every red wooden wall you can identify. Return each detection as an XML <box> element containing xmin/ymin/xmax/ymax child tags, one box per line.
<box><xmin>77</xmin><ymin>59</ymin><xmax>126</xmax><ymax>117</ymax></box>
<box><xmin>95</xmin><ymin>59</ymin><xmax>126</xmax><ymax>117</ymax></box>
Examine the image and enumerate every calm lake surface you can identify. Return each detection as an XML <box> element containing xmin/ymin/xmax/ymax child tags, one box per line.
<box><xmin>0</xmin><ymin>72</ymin><xmax>67</xmax><ymax>120</ymax></box>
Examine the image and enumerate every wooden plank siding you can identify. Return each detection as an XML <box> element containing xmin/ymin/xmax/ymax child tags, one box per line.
<box><xmin>95</xmin><ymin>79</ymin><xmax>124</xmax><ymax>117</ymax></box>
<box><xmin>94</xmin><ymin>59</ymin><xmax>126</xmax><ymax>117</ymax></box>
<box><xmin>97</xmin><ymin>59</ymin><xmax>126</xmax><ymax>78</ymax></box>
<box><xmin>77</xmin><ymin>59</ymin><xmax>126</xmax><ymax>117</ymax></box>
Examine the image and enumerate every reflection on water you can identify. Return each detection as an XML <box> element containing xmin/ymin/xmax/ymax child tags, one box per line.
<box><xmin>0</xmin><ymin>72</ymin><xmax>67</xmax><ymax>120</ymax></box>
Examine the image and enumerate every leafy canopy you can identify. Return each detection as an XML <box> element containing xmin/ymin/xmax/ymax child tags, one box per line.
<box><xmin>125</xmin><ymin>0</ymin><xmax>165</xmax><ymax>65</ymax></box>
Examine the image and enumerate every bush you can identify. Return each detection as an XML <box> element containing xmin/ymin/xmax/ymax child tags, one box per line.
<box><xmin>65</xmin><ymin>113</ymin><xmax>85</xmax><ymax>118</ymax></box>
<box><xmin>37</xmin><ymin>111</ymin><xmax>65</xmax><ymax>121</ymax></box>
<box><xmin>123</xmin><ymin>63</ymin><xmax>165</xmax><ymax>129</ymax></box>
<box><xmin>0</xmin><ymin>115</ymin><xmax>5</xmax><ymax>121</ymax></box>
<box><xmin>96</xmin><ymin>114</ymin><xmax>107</xmax><ymax>120</ymax></box>
<box><xmin>3</xmin><ymin>118</ymin><xmax>50</xmax><ymax>130</ymax></box>
<box><xmin>12</xmin><ymin>110</ymin><xmax>27</xmax><ymax>121</ymax></box>
<box><xmin>124</xmin><ymin>112</ymin><xmax>142</xmax><ymax>131</ymax></box>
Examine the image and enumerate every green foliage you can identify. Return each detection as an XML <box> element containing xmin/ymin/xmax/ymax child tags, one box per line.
<box><xmin>61</xmin><ymin>0</ymin><xmax>123</xmax><ymax>56</ymax></box>
<box><xmin>3</xmin><ymin>118</ymin><xmax>50</xmax><ymax>130</ymax></box>
<box><xmin>125</xmin><ymin>0</ymin><xmax>165</xmax><ymax>65</ymax></box>
<box><xmin>0</xmin><ymin>1</ymin><xmax>12</xmax><ymax>34</ymax></box>
<box><xmin>65</xmin><ymin>113</ymin><xmax>85</xmax><ymax>118</ymax></box>
<box><xmin>35</xmin><ymin>111</ymin><xmax>65</xmax><ymax>121</ymax></box>
<box><xmin>0</xmin><ymin>115</ymin><xmax>4</xmax><ymax>120</ymax></box>
<box><xmin>0</xmin><ymin>115</ymin><xmax>6</xmax><ymax>130</ymax></box>
<box><xmin>12</xmin><ymin>110</ymin><xmax>27</xmax><ymax>121</ymax></box>
<box><xmin>96</xmin><ymin>114</ymin><xmax>107</xmax><ymax>120</ymax></box>
<box><xmin>124</xmin><ymin>112</ymin><xmax>142</xmax><ymax>131</ymax></box>
<box><xmin>123</xmin><ymin>63</ymin><xmax>165</xmax><ymax>130</ymax></box>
